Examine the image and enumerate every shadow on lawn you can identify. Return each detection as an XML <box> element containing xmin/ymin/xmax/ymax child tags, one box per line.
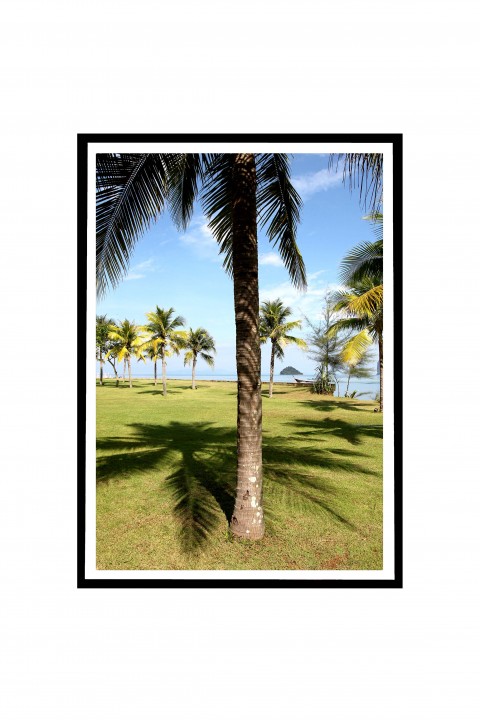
<box><xmin>299</xmin><ymin>398</ymin><xmax>376</xmax><ymax>413</ymax></box>
<box><xmin>291</xmin><ymin>417</ymin><xmax>383</xmax><ymax>446</ymax></box>
<box><xmin>97</xmin><ymin>420</ymin><xmax>377</xmax><ymax>554</ymax></box>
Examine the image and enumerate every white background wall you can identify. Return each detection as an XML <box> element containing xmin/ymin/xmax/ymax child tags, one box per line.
<box><xmin>1</xmin><ymin>2</ymin><xmax>479</xmax><ymax>719</ymax></box>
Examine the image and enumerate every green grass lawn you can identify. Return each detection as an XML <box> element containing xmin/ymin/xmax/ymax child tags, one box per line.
<box><xmin>96</xmin><ymin>379</ymin><xmax>383</xmax><ymax>570</ymax></box>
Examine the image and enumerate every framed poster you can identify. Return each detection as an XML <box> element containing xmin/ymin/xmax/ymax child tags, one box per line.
<box><xmin>78</xmin><ymin>134</ymin><xmax>402</xmax><ymax>588</ymax></box>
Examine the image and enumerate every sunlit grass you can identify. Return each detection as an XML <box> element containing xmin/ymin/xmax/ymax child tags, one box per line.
<box><xmin>96</xmin><ymin>379</ymin><xmax>383</xmax><ymax>570</ymax></box>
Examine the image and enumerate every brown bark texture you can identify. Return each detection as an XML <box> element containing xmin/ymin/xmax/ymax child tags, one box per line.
<box><xmin>192</xmin><ymin>357</ymin><xmax>197</xmax><ymax>390</ymax></box>
<box><xmin>162</xmin><ymin>356</ymin><xmax>167</xmax><ymax>396</ymax></box>
<box><xmin>269</xmin><ymin>343</ymin><xmax>275</xmax><ymax>398</ymax></box>
<box><xmin>229</xmin><ymin>154</ymin><xmax>265</xmax><ymax>540</ymax></box>
<box><xmin>379</xmin><ymin>335</ymin><xmax>383</xmax><ymax>412</ymax></box>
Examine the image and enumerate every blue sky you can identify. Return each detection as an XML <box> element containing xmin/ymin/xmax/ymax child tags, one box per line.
<box><xmin>97</xmin><ymin>154</ymin><xmax>373</xmax><ymax>377</ymax></box>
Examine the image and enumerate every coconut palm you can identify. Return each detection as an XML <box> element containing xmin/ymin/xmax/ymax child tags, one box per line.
<box><xmin>331</xmin><ymin>212</ymin><xmax>383</xmax><ymax>409</ymax></box>
<box><xmin>142</xmin><ymin>306</ymin><xmax>186</xmax><ymax>396</ymax></box>
<box><xmin>106</xmin><ymin>320</ymin><xmax>144</xmax><ymax>388</ymax></box>
<box><xmin>259</xmin><ymin>299</ymin><xmax>306</xmax><ymax>398</ymax></box>
<box><xmin>330</xmin><ymin>154</ymin><xmax>383</xmax><ymax>214</ymax></box>
<box><xmin>183</xmin><ymin>328</ymin><xmax>216</xmax><ymax>390</ymax></box>
<box><xmin>96</xmin><ymin>152</ymin><xmax>306</xmax><ymax>540</ymax></box>
<box><xmin>105</xmin><ymin>339</ymin><xmax>121</xmax><ymax>386</ymax></box>
<box><xmin>339</xmin><ymin>213</ymin><xmax>383</xmax><ymax>288</ymax></box>
<box><xmin>330</xmin><ymin>278</ymin><xmax>383</xmax><ymax>407</ymax></box>
<box><xmin>149</xmin><ymin>343</ymin><xmax>162</xmax><ymax>387</ymax></box>
<box><xmin>96</xmin><ymin>314</ymin><xmax>115</xmax><ymax>385</ymax></box>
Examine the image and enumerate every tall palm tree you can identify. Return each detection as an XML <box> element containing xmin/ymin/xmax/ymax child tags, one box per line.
<box><xmin>142</xmin><ymin>341</ymin><xmax>161</xmax><ymax>387</ymax></box>
<box><xmin>330</xmin><ymin>213</ymin><xmax>383</xmax><ymax>409</ymax></box>
<box><xmin>106</xmin><ymin>320</ymin><xmax>144</xmax><ymax>388</ymax></box>
<box><xmin>331</xmin><ymin>278</ymin><xmax>383</xmax><ymax>409</ymax></box>
<box><xmin>96</xmin><ymin>314</ymin><xmax>115</xmax><ymax>385</ymax></box>
<box><xmin>96</xmin><ymin>152</ymin><xmax>306</xmax><ymax>540</ymax></box>
<box><xmin>183</xmin><ymin>327</ymin><xmax>216</xmax><ymax>390</ymax></box>
<box><xmin>259</xmin><ymin>299</ymin><xmax>306</xmax><ymax>398</ymax></box>
<box><xmin>142</xmin><ymin>306</ymin><xmax>186</xmax><ymax>396</ymax></box>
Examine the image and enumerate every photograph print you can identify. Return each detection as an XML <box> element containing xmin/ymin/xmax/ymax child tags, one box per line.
<box><xmin>78</xmin><ymin>134</ymin><xmax>402</xmax><ymax>587</ymax></box>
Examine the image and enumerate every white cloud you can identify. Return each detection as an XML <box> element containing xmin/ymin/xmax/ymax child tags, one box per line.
<box><xmin>260</xmin><ymin>272</ymin><xmax>344</xmax><ymax>325</ymax></box>
<box><xmin>259</xmin><ymin>252</ymin><xmax>284</xmax><ymax>267</ymax></box>
<box><xmin>133</xmin><ymin>258</ymin><xmax>155</xmax><ymax>271</ymax></box>
<box><xmin>125</xmin><ymin>272</ymin><xmax>145</xmax><ymax>281</ymax></box>
<box><xmin>180</xmin><ymin>217</ymin><xmax>221</xmax><ymax>262</ymax></box>
<box><xmin>125</xmin><ymin>257</ymin><xmax>157</xmax><ymax>280</ymax></box>
<box><xmin>292</xmin><ymin>168</ymin><xmax>343</xmax><ymax>200</ymax></box>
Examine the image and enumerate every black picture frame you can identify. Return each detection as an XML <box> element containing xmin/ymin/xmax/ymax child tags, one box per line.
<box><xmin>78</xmin><ymin>134</ymin><xmax>402</xmax><ymax>589</ymax></box>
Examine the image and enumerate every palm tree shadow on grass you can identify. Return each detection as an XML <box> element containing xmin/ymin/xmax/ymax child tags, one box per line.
<box><xmin>97</xmin><ymin>420</ymin><xmax>379</xmax><ymax>553</ymax></box>
<box><xmin>290</xmin><ymin>416</ymin><xmax>383</xmax><ymax>446</ymax></box>
<box><xmin>299</xmin><ymin>398</ymin><xmax>374</xmax><ymax>413</ymax></box>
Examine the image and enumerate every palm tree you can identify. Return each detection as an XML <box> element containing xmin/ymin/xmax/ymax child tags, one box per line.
<box><xmin>183</xmin><ymin>328</ymin><xmax>216</xmax><ymax>390</ymax></box>
<box><xmin>96</xmin><ymin>314</ymin><xmax>115</xmax><ymax>385</ymax></box>
<box><xmin>142</xmin><ymin>306</ymin><xmax>186</xmax><ymax>396</ymax></box>
<box><xmin>330</xmin><ymin>278</ymin><xmax>383</xmax><ymax>409</ymax></box>
<box><xmin>259</xmin><ymin>299</ymin><xmax>306</xmax><ymax>398</ymax></box>
<box><xmin>106</xmin><ymin>320</ymin><xmax>144</xmax><ymax>388</ymax></box>
<box><xmin>330</xmin><ymin>213</ymin><xmax>383</xmax><ymax>409</ymax></box>
<box><xmin>137</xmin><ymin>343</ymin><xmax>162</xmax><ymax>386</ymax></box>
<box><xmin>96</xmin><ymin>152</ymin><xmax>306</xmax><ymax>540</ymax></box>
<box><xmin>329</xmin><ymin>154</ymin><xmax>383</xmax><ymax>215</ymax></box>
<box><xmin>105</xmin><ymin>339</ymin><xmax>121</xmax><ymax>386</ymax></box>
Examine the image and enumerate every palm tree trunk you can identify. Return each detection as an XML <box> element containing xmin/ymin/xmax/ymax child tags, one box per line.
<box><xmin>123</xmin><ymin>359</ymin><xmax>126</xmax><ymax>384</ymax></box>
<box><xmin>269</xmin><ymin>343</ymin><xmax>275</xmax><ymax>398</ymax></box>
<box><xmin>230</xmin><ymin>153</ymin><xmax>264</xmax><ymax>540</ymax></box>
<box><xmin>154</xmin><ymin>359</ymin><xmax>157</xmax><ymax>386</ymax></box>
<box><xmin>99</xmin><ymin>350</ymin><xmax>104</xmax><ymax>386</ymax></box>
<box><xmin>106</xmin><ymin>357</ymin><xmax>119</xmax><ymax>387</ymax></box>
<box><xmin>128</xmin><ymin>356</ymin><xmax>132</xmax><ymax>388</ymax></box>
<box><xmin>162</xmin><ymin>355</ymin><xmax>167</xmax><ymax>396</ymax></box>
<box><xmin>192</xmin><ymin>356</ymin><xmax>197</xmax><ymax>390</ymax></box>
<box><xmin>379</xmin><ymin>335</ymin><xmax>383</xmax><ymax>411</ymax></box>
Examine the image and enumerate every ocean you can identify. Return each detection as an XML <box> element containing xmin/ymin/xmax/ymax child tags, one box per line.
<box><xmin>100</xmin><ymin>372</ymin><xmax>380</xmax><ymax>399</ymax></box>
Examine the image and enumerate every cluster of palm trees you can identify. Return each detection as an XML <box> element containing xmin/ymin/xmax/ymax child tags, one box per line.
<box><xmin>329</xmin><ymin>212</ymin><xmax>383</xmax><ymax>410</ymax></box>
<box><xmin>96</xmin><ymin>307</ymin><xmax>216</xmax><ymax>395</ymax></box>
<box><xmin>97</xmin><ymin>299</ymin><xmax>307</xmax><ymax>399</ymax></box>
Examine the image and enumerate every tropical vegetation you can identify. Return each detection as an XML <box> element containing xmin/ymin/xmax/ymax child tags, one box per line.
<box><xmin>96</xmin><ymin>151</ymin><xmax>383</xmax><ymax>542</ymax></box>
<box><xmin>306</xmin><ymin>292</ymin><xmax>346</xmax><ymax>396</ymax></box>
<box><xmin>183</xmin><ymin>328</ymin><xmax>216</xmax><ymax>390</ymax></box>
<box><xmin>96</xmin><ymin>314</ymin><xmax>115</xmax><ymax>386</ymax></box>
<box><xmin>106</xmin><ymin>320</ymin><xmax>144</xmax><ymax>388</ymax></box>
<box><xmin>96</xmin><ymin>152</ymin><xmax>306</xmax><ymax>541</ymax></box>
<box><xmin>330</xmin><ymin>213</ymin><xmax>383</xmax><ymax>410</ymax></box>
<box><xmin>141</xmin><ymin>306</ymin><xmax>187</xmax><ymax>397</ymax></box>
<box><xmin>259</xmin><ymin>299</ymin><xmax>306</xmax><ymax>398</ymax></box>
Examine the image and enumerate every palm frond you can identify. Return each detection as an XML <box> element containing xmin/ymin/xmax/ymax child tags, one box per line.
<box><xmin>201</xmin><ymin>155</ymin><xmax>235</xmax><ymax>274</ymax></box>
<box><xmin>341</xmin><ymin>329</ymin><xmax>373</xmax><ymax>365</ymax></box>
<box><xmin>337</xmin><ymin>284</ymin><xmax>383</xmax><ymax>317</ymax></box>
<box><xmin>168</xmin><ymin>154</ymin><xmax>204</xmax><ymax>230</ymax></box>
<box><xmin>256</xmin><ymin>154</ymin><xmax>306</xmax><ymax>290</ymax></box>
<box><xmin>282</xmin><ymin>335</ymin><xmax>308</xmax><ymax>349</ymax></box>
<box><xmin>96</xmin><ymin>153</ymin><xmax>175</xmax><ymax>297</ymax></box>
<box><xmin>339</xmin><ymin>240</ymin><xmax>383</xmax><ymax>285</ymax></box>
<box><xmin>329</xmin><ymin>153</ymin><xmax>383</xmax><ymax>214</ymax></box>
<box><xmin>328</xmin><ymin>317</ymin><xmax>370</xmax><ymax>337</ymax></box>
<box><xmin>200</xmin><ymin>352</ymin><xmax>215</xmax><ymax>367</ymax></box>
